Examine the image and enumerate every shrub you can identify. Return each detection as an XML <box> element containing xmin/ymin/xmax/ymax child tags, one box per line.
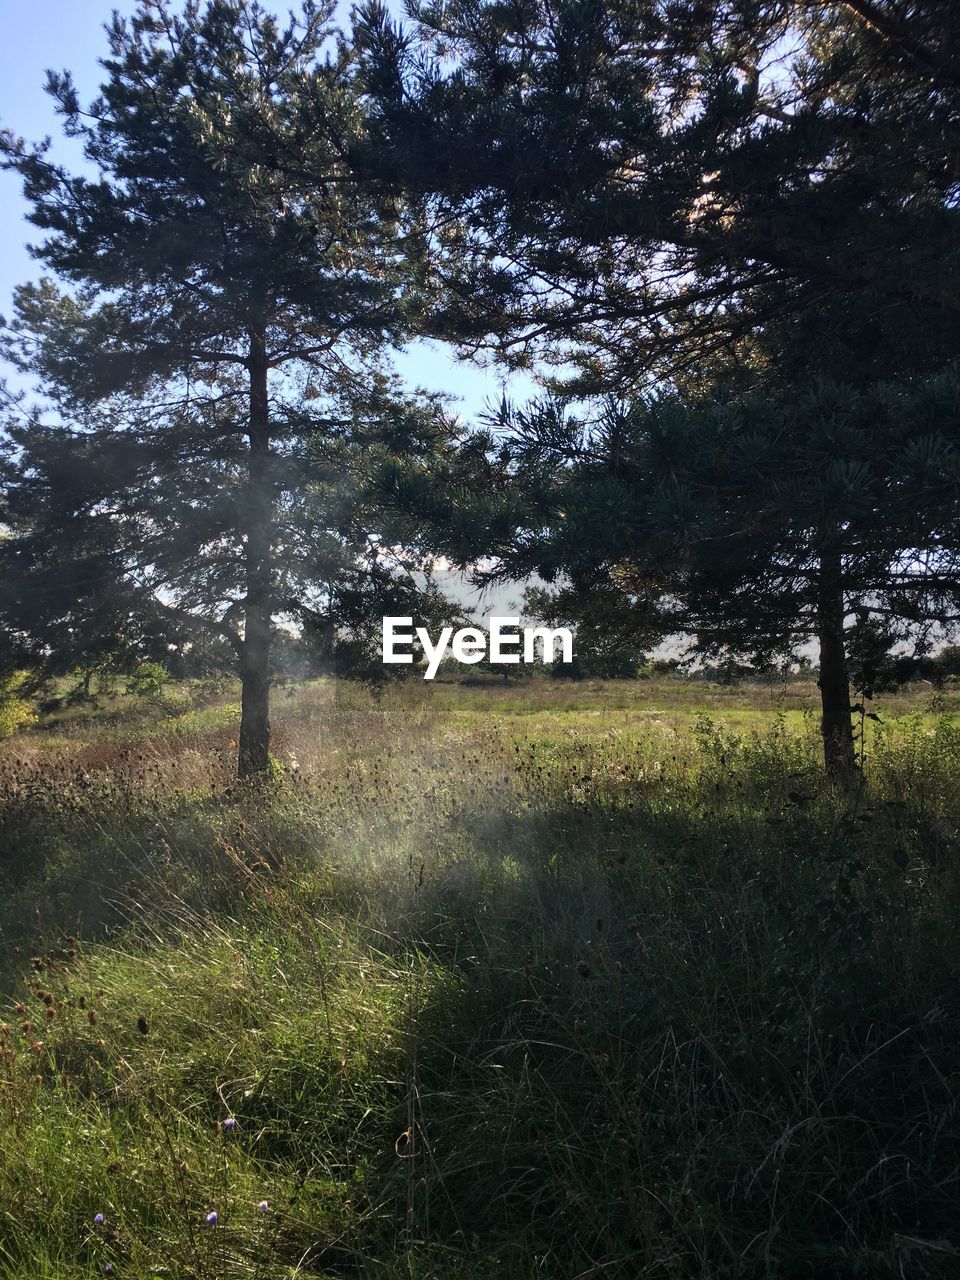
<box><xmin>124</xmin><ymin>661</ymin><xmax>171</xmax><ymax>702</ymax></box>
<box><xmin>0</xmin><ymin>671</ymin><xmax>36</xmax><ymax>738</ymax></box>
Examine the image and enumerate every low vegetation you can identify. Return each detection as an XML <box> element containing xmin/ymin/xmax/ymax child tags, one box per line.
<box><xmin>0</xmin><ymin>678</ymin><xmax>959</xmax><ymax>1277</ymax></box>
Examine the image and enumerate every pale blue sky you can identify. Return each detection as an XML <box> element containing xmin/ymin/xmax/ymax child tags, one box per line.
<box><xmin>0</xmin><ymin>0</ymin><xmax>536</xmax><ymax>420</ymax></box>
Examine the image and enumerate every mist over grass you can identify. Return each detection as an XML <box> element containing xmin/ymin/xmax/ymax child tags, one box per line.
<box><xmin>1</xmin><ymin>678</ymin><xmax>959</xmax><ymax>1277</ymax></box>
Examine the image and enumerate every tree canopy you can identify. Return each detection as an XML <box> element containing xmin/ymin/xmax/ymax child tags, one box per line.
<box><xmin>355</xmin><ymin>0</ymin><xmax>960</xmax><ymax>390</ymax></box>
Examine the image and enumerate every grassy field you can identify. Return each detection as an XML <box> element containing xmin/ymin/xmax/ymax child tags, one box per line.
<box><xmin>1</xmin><ymin>676</ymin><xmax>960</xmax><ymax>1278</ymax></box>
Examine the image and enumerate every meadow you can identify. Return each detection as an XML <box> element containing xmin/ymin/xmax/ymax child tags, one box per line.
<box><xmin>1</xmin><ymin>676</ymin><xmax>960</xmax><ymax>1278</ymax></box>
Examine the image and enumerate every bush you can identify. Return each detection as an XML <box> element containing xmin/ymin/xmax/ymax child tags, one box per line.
<box><xmin>0</xmin><ymin>672</ymin><xmax>36</xmax><ymax>738</ymax></box>
<box><xmin>124</xmin><ymin>661</ymin><xmax>171</xmax><ymax>701</ymax></box>
<box><xmin>124</xmin><ymin>661</ymin><xmax>193</xmax><ymax>717</ymax></box>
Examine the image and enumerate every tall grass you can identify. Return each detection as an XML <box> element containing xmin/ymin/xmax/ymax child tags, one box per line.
<box><xmin>0</xmin><ymin>679</ymin><xmax>959</xmax><ymax>1277</ymax></box>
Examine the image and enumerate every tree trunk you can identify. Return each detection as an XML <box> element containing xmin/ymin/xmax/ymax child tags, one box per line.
<box><xmin>238</xmin><ymin>325</ymin><xmax>273</xmax><ymax>778</ymax></box>
<box><xmin>239</xmin><ymin>635</ymin><xmax>271</xmax><ymax>777</ymax></box>
<box><xmin>817</xmin><ymin>548</ymin><xmax>857</xmax><ymax>787</ymax></box>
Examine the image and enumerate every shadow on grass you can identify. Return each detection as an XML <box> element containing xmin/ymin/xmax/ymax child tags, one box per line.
<box><xmin>2</xmin><ymin>717</ymin><xmax>960</xmax><ymax>1276</ymax></box>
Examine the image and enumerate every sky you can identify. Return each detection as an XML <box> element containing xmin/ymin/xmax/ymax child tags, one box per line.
<box><xmin>0</xmin><ymin>0</ymin><xmax>537</xmax><ymax>421</ymax></box>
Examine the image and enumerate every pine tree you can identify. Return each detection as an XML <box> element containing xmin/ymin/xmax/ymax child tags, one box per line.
<box><xmin>481</xmin><ymin>371</ymin><xmax>960</xmax><ymax>784</ymax></box>
<box><xmin>0</xmin><ymin>0</ymin><xmax>449</xmax><ymax>775</ymax></box>
<box><xmin>354</xmin><ymin>0</ymin><xmax>960</xmax><ymax>391</ymax></box>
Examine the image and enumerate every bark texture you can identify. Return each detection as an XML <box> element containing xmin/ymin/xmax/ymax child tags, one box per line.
<box><xmin>817</xmin><ymin>548</ymin><xmax>857</xmax><ymax>787</ymax></box>
<box><xmin>238</xmin><ymin>325</ymin><xmax>273</xmax><ymax>778</ymax></box>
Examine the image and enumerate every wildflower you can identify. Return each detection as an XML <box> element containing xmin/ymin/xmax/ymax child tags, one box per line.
<box><xmin>137</xmin><ymin>1016</ymin><xmax>149</xmax><ymax>1036</ymax></box>
<box><xmin>222</xmin><ymin>1116</ymin><xmax>237</xmax><ymax>1132</ymax></box>
<box><xmin>205</xmin><ymin>1210</ymin><xmax>218</xmax><ymax>1226</ymax></box>
<box><xmin>93</xmin><ymin>1213</ymin><xmax>104</xmax><ymax>1226</ymax></box>
<box><xmin>257</xmin><ymin>1200</ymin><xmax>269</xmax><ymax>1213</ymax></box>
<box><xmin>104</xmin><ymin>1266</ymin><xmax>113</xmax><ymax>1275</ymax></box>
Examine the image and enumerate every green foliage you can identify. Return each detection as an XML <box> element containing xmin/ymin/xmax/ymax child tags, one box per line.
<box><xmin>123</xmin><ymin>662</ymin><xmax>169</xmax><ymax>702</ymax></box>
<box><xmin>497</xmin><ymin>375</ymin><xmax>960</xmax><ymax>661</ymax></box>
<box><xmin>356</xmin><ymin>0</ymin><xmax>960</xmax><ymax>390</ymax></box>
<box><xmin>122</xmin><ymin>661</ymin><xmax>196</xmax><ymax>718</ymax></box>
<box><xmin>0</xmin><ymin>673</ymin><xmax>35</xmax><ymax>739</ymax></box>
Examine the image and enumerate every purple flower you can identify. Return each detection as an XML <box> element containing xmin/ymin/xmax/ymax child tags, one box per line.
<box><xmin>257</xmin><ymin>1200</ymin><xmax>269</xmax><ymax>1213</ymax></box>
<box><xmin>221</xmin><ymin>1117</ymin><xmax>237</xmax><ymax>1132</ymax></box>
<box><xmin>93</xmin><ymin>1213</ymin><xmax>104</xmax><ymax>1226</ymax></box>
<box><xmin>205</xmin><ymin>1211</ymin><xmax>218</xmax><ymax>1227</ymax></box>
